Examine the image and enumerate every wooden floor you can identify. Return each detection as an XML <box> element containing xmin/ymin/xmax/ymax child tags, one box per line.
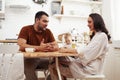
<box><xmin>38</xmin><ymin>78</ymin><xmax>76</xmax><ymax>80</ymax></box>
<box><xmin>37</xmin><ymin>71</ymin><xmax>77</xmax><ymax>80</ymax></box>
<box><xmin>38</xmin><ymin>78</ymin><xmax>45</xmax><ymax>80</ymax></box>
<box><xmin>38</xmin><ymin>77</ymin><xmax>78</xmax><ymax>80</ymax></box>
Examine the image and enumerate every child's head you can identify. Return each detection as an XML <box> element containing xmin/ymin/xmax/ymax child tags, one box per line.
<box><xmin>64</xmin><ymin>33</ymin><xmax>72</xmax><ymax>45</ymax></box>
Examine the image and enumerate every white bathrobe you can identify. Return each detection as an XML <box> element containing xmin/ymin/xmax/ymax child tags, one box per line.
<box><xmin>69</xmin><ymin>32</ymin><xmax>109</xmax><ymax>78</ymax></box>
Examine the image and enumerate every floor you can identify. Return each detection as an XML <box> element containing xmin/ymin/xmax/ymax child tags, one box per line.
<box><xmin>37</xmin><ymin>72</ymin><xmax>107</xmax><ymax>80</ymax></box>
<box><xmin>38</xmin><ymin>78</ymin><xmax>76</xmax><ymax>80</ymax></box>
<box><xmin>38</xmin><ymin>78</ymin><xmax>45</xmax><ymax>80</ymax></box>
<box><xmin>37</xmin><ymin>71</ymin><xmax>76</xmax><ymax>80</ymax></box>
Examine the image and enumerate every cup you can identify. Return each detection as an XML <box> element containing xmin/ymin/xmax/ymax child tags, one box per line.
<box><xmin>72</xmin><ymin>43</ymin><xmax>76</xmax><ymax>48</ymax></box>
<box><xmin>25</xmin><ymin>48</ymin><xmax>35</xmax><ymax>52</ymax></box>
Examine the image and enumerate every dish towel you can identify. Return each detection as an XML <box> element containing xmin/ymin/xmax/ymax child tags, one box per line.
<box><xmin>0</xmin><ymin>53</ymin><xmax>25</xmax><ymax>80</ymax></box>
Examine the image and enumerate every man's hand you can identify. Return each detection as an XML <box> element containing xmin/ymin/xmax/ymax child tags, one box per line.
<box><xmin>38</xmin><ymin>39</ymin><xmax>58</xmax><ymax>52</ymax></box>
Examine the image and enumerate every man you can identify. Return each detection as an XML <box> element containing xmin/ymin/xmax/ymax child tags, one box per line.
<box><xmin>18</xmin><ymin>11</ymin><xmax>58</xmax><ymax>80</ymax></box>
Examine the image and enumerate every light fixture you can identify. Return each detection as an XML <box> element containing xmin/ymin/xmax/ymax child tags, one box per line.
<box><xmin>33</xmin><ymin>0</ymin><xmax>47</xmax><ymax>7</ymax></box>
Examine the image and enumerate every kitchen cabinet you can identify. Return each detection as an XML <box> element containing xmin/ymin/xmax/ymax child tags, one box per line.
<box><xmin>112</xmin><ymin>41</ymin><xmax>120</xmax><ymax>80</ymax></box>
<box><xmin>0</xmin><ymin>0</ymin><xmax>5</xmax><ymax>19</ymax></box>
<box><xmin>103</xmin><ymin>44</ymin><xmax>114</xmax><ymax>80</ymax></box>
<box><xmin>104</xmin><ymin>41</ymin><xmax>120</xmax><ymax>80</ymax></box>
<box><xmin>53</xmin><ymin>0</ymin><xmax>102</xmax><ymax>19</ymax></box>
<box><xmin>113</xmin><ymin>47</ymin><xmax>120</xmax><ymax>80</ymax></box>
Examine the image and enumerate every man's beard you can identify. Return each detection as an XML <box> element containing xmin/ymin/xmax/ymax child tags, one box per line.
<box><xmin>38</xmin><ymin>25</ymin><xmax>46</xmax><ymax>32</ymax></box>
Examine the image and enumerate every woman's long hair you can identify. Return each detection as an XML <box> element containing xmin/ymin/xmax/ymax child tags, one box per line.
<box><xmin>89</xmin><ymin>13</ymin><xmax>111</xmax><ymax>41</ymax></box>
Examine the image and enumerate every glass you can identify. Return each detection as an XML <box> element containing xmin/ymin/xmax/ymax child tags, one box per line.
<box><xmin>72</xmin><ymin>43</ymin><xmax>76</xmax><ymax>48</ymax></box>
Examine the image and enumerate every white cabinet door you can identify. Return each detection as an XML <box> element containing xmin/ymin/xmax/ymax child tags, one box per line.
<box><xmin>104</xmin><ymin>43</ymin><xmax>120</xmax><ymax>80</ymax></box>
<box><xmin>104</xmin><ymin>44</ymin><xmax>114</xmax><ymax>80</ymax></box>
<box><xmin>113</xmin><ymin>48</ymin><xmax>120</xmax><ymax>80</ymax></box>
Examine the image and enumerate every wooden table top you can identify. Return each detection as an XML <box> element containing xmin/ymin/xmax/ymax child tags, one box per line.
<box><xmin>0</xmin><ymin>40</ymin><xmax>61</xmax><ymax>43</ymax></box>
<box><xmin>21</xmin><ymin>51</ymin><xmax>78</xmax><ymax>58</ymax></box>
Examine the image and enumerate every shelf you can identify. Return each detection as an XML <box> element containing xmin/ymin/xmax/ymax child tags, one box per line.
<box><xmin>8</xmin><ymin>4</ymin><xmax>30</xmax><ymax>9</ymax></box>
<box><xmin>53</xmin><ymin>0</ymin><xmax>102</xmax><ymax>21</ymax></box>
<box><xmin>53</xmin><ymin>14</ymin><xmax>88</xmax><ymax>19</ymax></box>
<box><xmin>62</xmin><ymin>0</ymin><xmax>102</xmax><ymax>5</ymax></box>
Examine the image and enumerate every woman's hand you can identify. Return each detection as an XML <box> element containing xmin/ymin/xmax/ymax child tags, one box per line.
<box><xmin>59</xmin><ymin>47</ymin><xmax>68</xmax><ymax>53</ymax></box>
<box><xmin>59</xmin><ymin>47</ymin><xmax>77</xmax><ymax>53</ymax></box>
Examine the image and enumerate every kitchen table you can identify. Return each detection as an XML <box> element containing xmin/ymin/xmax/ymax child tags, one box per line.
<box><xmin>22</xmin><ymin>51</ymin><xmax>78</xmax><ymax>80</ymax></box>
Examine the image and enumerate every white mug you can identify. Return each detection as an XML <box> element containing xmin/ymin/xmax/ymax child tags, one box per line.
<box><xmin>25</xmin><ymin>48</ymin><xmax>35</xmax><ymax>52</ymax></box>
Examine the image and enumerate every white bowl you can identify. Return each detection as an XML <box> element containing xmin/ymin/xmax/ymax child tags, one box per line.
<box><xmin>25</xmin><ymin>48</ymin><xmax>35</xmax><ymax>52</ymax></box>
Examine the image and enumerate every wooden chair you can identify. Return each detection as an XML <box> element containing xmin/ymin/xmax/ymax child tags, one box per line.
<box><xmin>36</xmin><ymin>68</ymin><xmax>49</xmax><ymax>80</ymax></box>
<box><xmin>35</xmin><ymin>57</ymin><xmax>54</xmax><ymax>80</ymax></box>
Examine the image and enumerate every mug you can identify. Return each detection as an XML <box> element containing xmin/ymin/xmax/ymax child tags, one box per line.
<box><xmin>25</xmin><ymin>48</ymin><xmax>35</xmax><ymax>52</ymax></box>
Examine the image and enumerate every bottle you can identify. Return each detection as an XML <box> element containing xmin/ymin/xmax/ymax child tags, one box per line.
<box><xmin>72</xmin><ymin>36</ymin><xmax>77</xmax><ymax>49</ymax></box>
<box><xmin>61</xmin><ymin>5</ymin><xmax>64</xmax><ymax>14</ymax></box>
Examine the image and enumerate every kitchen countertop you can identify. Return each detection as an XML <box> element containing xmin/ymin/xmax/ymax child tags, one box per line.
<box><xmin>0</xmin><ymin>40</ymin><xmax>18</xmax><ymax>43</ymax></box>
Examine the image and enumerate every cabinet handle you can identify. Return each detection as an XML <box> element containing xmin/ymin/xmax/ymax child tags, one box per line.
<box><xmin>114</xmin><ymin>47</ymin><xmax>120</xmax><ymax>50</ymax></box>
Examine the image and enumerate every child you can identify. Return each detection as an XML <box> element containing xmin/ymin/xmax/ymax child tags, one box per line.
<box><xmin>58</xmin><ymin>33</ymin><xmax>72</xmax><ymax>48</ymax></box>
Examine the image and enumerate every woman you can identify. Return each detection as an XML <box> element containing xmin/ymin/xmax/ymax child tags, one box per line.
<box><xmin>49</xmin><ymin>13</ymin><xmax>111</xmax><ymax>80</ymax></box>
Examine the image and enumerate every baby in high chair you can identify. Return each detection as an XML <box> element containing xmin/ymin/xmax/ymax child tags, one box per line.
<box><xmin>58</xmin><ymin>33</ymin><xmax>72</xmax><ymax>48</ymax></box>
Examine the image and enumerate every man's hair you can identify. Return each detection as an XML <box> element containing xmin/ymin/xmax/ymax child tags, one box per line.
<box><xmin>35</xmin><ymin>11</ymin><xmax>49</xmax><ymax>21</ymax></box>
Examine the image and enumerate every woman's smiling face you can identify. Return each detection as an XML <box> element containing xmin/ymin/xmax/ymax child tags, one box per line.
<box><xmin>87</xmin><ymin>17</ymin><xmax>94</xmax><ymax>31</ymax></box>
